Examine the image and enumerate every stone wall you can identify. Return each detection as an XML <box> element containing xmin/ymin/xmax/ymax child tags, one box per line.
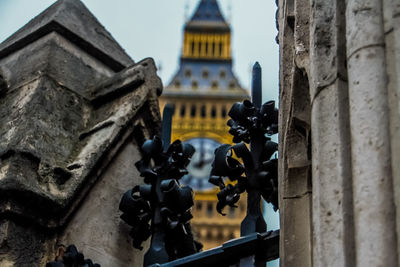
<box><xmin>278</xmin><ymin>0</ymin><xmax>400</xmax><ymax>266</ymax></box>
<box><xmin>58</xmin><ymin>136</ymin><xmax>149</xmax><ymax>267</ymax></box>
<box><xmin>0</xmin><ymin>1</ymin><xmax>162</xmax><ymax>266</ymax></box>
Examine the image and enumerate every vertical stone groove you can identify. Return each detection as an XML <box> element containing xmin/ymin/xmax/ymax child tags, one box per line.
<box><xmin>383</xmin><ymin>0</ymin><xmax>400</xmax><ymax>260</ymax></box>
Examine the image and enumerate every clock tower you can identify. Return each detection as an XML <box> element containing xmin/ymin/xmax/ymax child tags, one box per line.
<box><xmin>159</xmin><ymin>0</ymin><xmax>249</xmax><ymax>250</ymax></box>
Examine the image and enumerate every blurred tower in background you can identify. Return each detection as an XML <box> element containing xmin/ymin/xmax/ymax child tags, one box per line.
<box><xmin>159</xmin><ymin>0</ymin><xmax>249</xmax><ymax>250</ymax></box>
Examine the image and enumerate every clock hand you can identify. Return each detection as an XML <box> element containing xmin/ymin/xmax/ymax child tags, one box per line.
<box><xmin>194</xmin><ymin>154</ymin><xmax>206</xmax><ymax>168</ymax></box>
<box><xmin>194</xmin><ymin>139</ymin><xmax>206</xmax><ymax>168</ymax></box>
<box><xmin>200</xmin><ymin>138</ymin><xmax>205</xmax><ymax>161</ymax></box>
<box><xmin>195</xmin><ymin>151</ymin><xmax>215</xmax><ymax>168</ymax></box>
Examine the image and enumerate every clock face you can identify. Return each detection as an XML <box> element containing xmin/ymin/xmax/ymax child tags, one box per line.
<box><xmin>180</xmin><ymin>138</ymin><xmax>221</xmax><ymax>191</ymax></box>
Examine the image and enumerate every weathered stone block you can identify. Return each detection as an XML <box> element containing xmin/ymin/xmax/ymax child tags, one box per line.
<box><xmin>346</xmin><ymin>0</ymin><xmax>385</xmax><ymax>57</ymax></box>
<box><xmin>280</xmin><ymin>194</ymin><xmax>312</xmax><ymax>267</ymax></box>
<box><xmin>0</xmin><ymin>32</ymin><xmax>115</xmax><ymax>97</ymax></box>
<box><xmin>311</xmin><ymin>81</ymin><xmax>354</xmax><ymax>267</ymax></box>
<box><xmin>58</xmin><ymin>139</ymin><xmax>148</xmax><ymax>266</ymax></box>
<box><xmin>0</xmin><ymin>219</ymin><xmax>56</xmax><ymax>267</ymax></box>
<box><xmin>309</xmin><ymin>0</ymin><xmax>347</xmax><ymax>100</ymax></box>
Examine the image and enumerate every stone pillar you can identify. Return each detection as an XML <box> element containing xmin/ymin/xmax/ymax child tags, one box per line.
<box><xmin>346</xmin><ymin>0</ymin><xmax>398</xmax><ymax>266</ymax></box>
<box><xmin>278</xmin><ymin>0</ymin><xmax>313</xmax><ymax>266</ymax></box>
<box><xmin>309</xmin><ymin>0</ymin><xmax>355</xmax><ymax>266</ymax></box>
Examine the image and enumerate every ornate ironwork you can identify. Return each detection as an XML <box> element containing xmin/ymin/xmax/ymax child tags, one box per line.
<box><xmin>209</xmin><ymin>62</ymin><xmax>279</xmax><ymax>266</ymax></box>
<box><xmin>119</xmin><ymin>104</ymin><xmax>202</xmax><ymax>266</ymax></box>
<box><xmin>120</xmin><ymin>63</ymin><xmax>279</xmax><ymax>267</ymax></box>
<box><xmin>46</xmin><ymin>245</ymin><xmax>100</xmax><ymax>267</ymax></box>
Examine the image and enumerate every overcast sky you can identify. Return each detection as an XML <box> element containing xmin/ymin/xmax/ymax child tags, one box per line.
<box><xmin>0</xmin><ymin>0</ymin><xmax>279</xmax><ymax>102</ymax></box>
<box><xmin>0</xmin><ymin>1</ymin><xmax>279</xmax><ymax>264</ymax></box>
